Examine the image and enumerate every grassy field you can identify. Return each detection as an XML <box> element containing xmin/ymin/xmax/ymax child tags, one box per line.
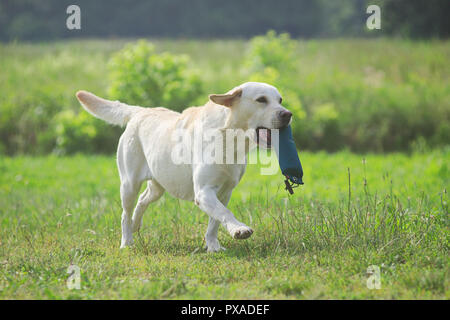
<box><xmin>0</xmin><ymin>150</ymin><xmax>448</xmax><ymax>299</ymax></box>
<box><xmin>0</xmin><ymin>37</ymin><xmax>448</xmax><ymax>299</ymax></box>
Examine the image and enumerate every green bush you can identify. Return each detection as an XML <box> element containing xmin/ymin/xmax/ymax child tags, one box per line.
<box><xmin>52</xmin><ymin>110</ymin><xmax>122</xmax><ymax>155</ymax></box>
<box><xmin>108</xmin><ymin>40</ymin><xmax>202</xmax><ymax>112</ymax></box>
<box><xmin>246</xmin><ymin>31</ymin><xmax>306</xmax><ymax>113</ymax></box>
<box><xmin>246</xmin><ymin>30</ymin><xmax>297</xmax><ymax>73</ymax></box>
<box><xmin>51</xmin><ymin>40</ymin><xmax>204</xmax><ymax>154</ymax></box>
<box><xmin>0</xmin><ymin>89</ymin><xmax>62</xmax><ymax>155</ymax></box>
<box><xmin>245</xmin><ymin>31</ymin><xmax>310</xmax><ymax>149</ymax></box>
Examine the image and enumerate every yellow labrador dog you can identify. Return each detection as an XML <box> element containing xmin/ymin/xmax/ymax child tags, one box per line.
<box><xmin>76</xmin><ymin>82</ymin><xmax>292</xmax><ymax>252</ymax></box>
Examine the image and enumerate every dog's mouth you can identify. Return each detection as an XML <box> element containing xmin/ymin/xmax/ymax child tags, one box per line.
<box><xmin>255</xmin><ymin>126</ymin><xmax>272</xmax><ymax>148</ymax></box>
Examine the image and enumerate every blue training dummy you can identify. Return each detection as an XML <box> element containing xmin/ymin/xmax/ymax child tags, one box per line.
<box><xmin>273</xmin><ymin>125</ymin><xmax>304</xmax><ymax>194</ymax></box>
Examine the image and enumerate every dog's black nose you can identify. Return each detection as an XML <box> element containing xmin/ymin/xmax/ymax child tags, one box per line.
<box><xmin>279</xmin><ymin>110</ymin><xmax>292</xmax><ymax>122</ymax></box>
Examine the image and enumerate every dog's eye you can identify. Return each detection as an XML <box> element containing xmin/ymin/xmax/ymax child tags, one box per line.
<box><xmin>279</xmin><ymin>97</ymin><xmax>282</xmax><ymax>104</ymax></box>
<box><xmin>256</xmin><ymin>96</ymin><xmax>267</xmax><ymax>103</ymax></box>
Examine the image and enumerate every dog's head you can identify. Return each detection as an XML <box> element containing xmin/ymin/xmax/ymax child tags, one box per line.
<box><xmin>209</xmin><ymin>82</ymin><xmax>292</xmax><ymax>147</ymax></box>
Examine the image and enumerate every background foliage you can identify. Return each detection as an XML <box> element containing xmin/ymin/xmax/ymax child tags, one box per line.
<box><xmin>108</xmin><ymin>40</ymin><xmax>202</xmax><ymax>111</ymax></box>
<box><xmin>0</xmin><ymin>35</ymin><xmax>448</xmax><ymax>155</ymax></box>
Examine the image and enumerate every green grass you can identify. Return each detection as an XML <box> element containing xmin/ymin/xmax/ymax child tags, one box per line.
<box><xmin>0</xmin><ymin>150</ymin><xmax>448</xmax><ymax>299</ymax></box>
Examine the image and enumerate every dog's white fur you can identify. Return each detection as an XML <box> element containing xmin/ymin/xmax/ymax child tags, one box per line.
<box><xmin>76</xmin><ymin>82</ymin><xmax>291</xmax><ymax>252</ymax></box>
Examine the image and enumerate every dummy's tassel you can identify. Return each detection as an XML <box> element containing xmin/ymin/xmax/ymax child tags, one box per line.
<box><xmin>284</xmin><ymin>177</ymin><xmax>294</xmax><ymax>195</ymax></box>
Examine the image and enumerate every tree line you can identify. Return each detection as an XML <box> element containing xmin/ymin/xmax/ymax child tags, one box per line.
<box><xmin>0</xmin><ymin>0</ymin><xmax>448</xmax><ymax>41</ymax></box>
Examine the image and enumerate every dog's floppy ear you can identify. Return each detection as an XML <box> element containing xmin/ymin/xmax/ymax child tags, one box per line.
<box><xmin>209</xmin><ymin>87</ymin><xmax>242</xmax><ymax>107</ymax></box>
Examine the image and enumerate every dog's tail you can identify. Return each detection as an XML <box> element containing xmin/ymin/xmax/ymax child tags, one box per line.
<box><xmin>76</xmin><ymin>91</ymin><xmax>145</xmax><ymax>126</ymax></box>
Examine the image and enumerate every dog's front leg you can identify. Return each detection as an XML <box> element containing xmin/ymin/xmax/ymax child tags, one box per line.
<box><xmin>195</xmin><ymin>187</ymin><xmax>253</xmax><ymax>249</ymax></box>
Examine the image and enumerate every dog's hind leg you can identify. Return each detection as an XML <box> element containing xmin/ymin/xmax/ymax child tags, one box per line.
<box><xmin>131</xmin><ymin>180</ymin><xmax>165</xmax><ymax>232</ymax></box>
<box><xmin>119</xmin><ymin>180</ymin><xmax>140</xmax><ymax>248</ymax></box>
<box><xmin>117</xmin><ymin>128</ymin><xmax>150</xmax><ymax>248</ymax></box>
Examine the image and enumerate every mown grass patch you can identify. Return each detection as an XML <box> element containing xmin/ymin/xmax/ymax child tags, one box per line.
<box><xmin>0</xmin><ymin>151</ymin><xmax>448</xmax><ymax>299</ymax></box>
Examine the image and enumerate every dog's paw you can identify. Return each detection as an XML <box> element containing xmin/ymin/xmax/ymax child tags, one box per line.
<box><xmin>205</xmin><ymin>238</ymin><xmax>226</xmax><ymax>253</ymax></box>
<box><xmin>120</xmin><ymin>238</ymin><xmax>134</xmax><ymax>249</ymax></box>
<box><xmin>230</xmin><ymin>225</ymin><xmax>253</xmax><ymax>239</ymax></box>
